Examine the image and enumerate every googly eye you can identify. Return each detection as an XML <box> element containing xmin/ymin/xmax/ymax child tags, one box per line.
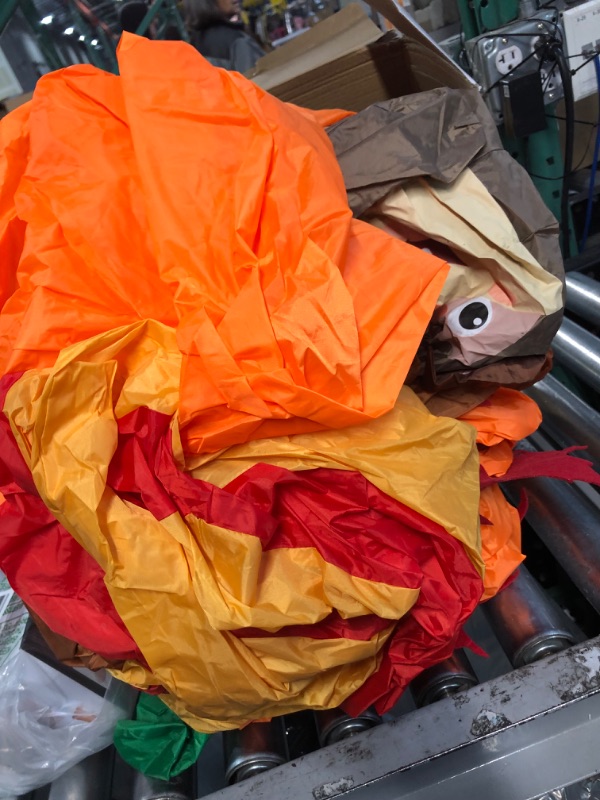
<box><xmin>446</xmin><ymin>297</ymin><xmax>493</xmax><ymax>338</ymax></box>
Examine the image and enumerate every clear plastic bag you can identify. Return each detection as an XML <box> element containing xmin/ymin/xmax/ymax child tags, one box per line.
<box><xmin>0</xmin><ymin>648</ymin><xmax>133</xmax><ymax>797</ymax></box>
<box><xmin>0</xmin><ymin>572</ymin><xmax>28</xmax><ymax>670</ymax></box>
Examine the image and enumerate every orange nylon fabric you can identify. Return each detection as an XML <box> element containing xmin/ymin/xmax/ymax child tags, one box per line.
<box><xmin>479</xmin><ymin>440</ymin><xmax>514</xmax><ymax>479</ymax></box>
<box><xmin>479</xmin><ymin>484</ymin><xmax>524</xmax><ymax>602</ymax></box>
<box><xmin>459</xmin><ymin>388</ymin><xmax>541</xmax><ymax>599</ymax></box>
<box><xmin>461</xmin><ymin>388</ymin><xmax>542</xmax><ymax>482</ymax></box>
<box><xmin>291</xmin><ymin>105</ymin><xmax>355</xmax><ymax>127</ymax></box>
<box><xmin>459</xmin><ymin>388</ymin><xmax>542</xmax><ymax>448</ymax></box>
<box><xmin>0</xmin><ymin>35</ymin><xmax>448</xmax><ymax>455</ymax></box>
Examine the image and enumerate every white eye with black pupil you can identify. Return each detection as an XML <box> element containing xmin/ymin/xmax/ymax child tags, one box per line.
<box><xmin>446</xmin><ymin>297</ymin><xmax>493</xmax><ymax>338</ymax></box>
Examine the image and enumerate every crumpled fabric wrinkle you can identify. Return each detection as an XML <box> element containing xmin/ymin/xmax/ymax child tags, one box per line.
<box><xmin>0</xmin><ymin>34</ymin><xmax>575</xmax><ymax>741</ymax></box>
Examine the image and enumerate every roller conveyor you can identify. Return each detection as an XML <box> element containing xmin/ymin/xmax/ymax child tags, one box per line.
<box><xmin>526</xmin><ymin>374</ymin><xmax>600</xmax><ymax>468</ymax></box>
<box><xmin>565</xmin><ymin>274</ymin><xmax>600</xmax><ymax>329</ymax></box>
<box><xmin>409</xmin><ymin>650</ymin><xmax>478</xmax><ymax>706</ymax></box>
<box><xmin>482</xmin><ymin>565</ymin><xmax>580</xmax><ymax>667</ymax></box>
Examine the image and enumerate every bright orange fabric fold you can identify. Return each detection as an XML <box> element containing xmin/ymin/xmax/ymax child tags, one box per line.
<box><xmin>479</xmin><ymin>484</ymin><xmax>524</xmax><ymax>601</ymax></box>
<box><xmin>459</xmin><ymin>388</ymin><xmax>541</xmax><ymax>599</ymax></box>
<box><xmin>459</xmin><ymin>387</ymin><xmax>542</xmax><ymax>448</ymax></box>
<box><xmin>0</xmin><ymin>34</ymin><xmax>448</xmax><ymax>455</ymax></box>
<box><xmin>291</xmin><ymin>105</ymin><xmax>355</xmax><ymax>127</ymax></box>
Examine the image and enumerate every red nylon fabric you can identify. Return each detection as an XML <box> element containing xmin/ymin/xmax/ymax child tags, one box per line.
<box><xmin>111</xmin><ymin>407</ymin><xmax>482</xmax><ymax>591</ymax></box>
<box><xmin>228</xmin><ymin>461</ymin><xmax>483</xmax><ymax>713</ymax></box>
<box><xmin>480</xmin><ymin>446</ymin><xmax>600</xmax><ymax>489</ymax></box>
<box><xmin>232</xmin><ymin>611</ymin><xmax>393</xmax><ymax>642</ymax></box>
<box><xmin>0</xmin><ymin>375</ymin><xmax>143</xmax><ymax>662</ymax></box>
<box><xmin>226</xmin><ymin>463</ymin><xmax>479</xmax><ymax>594</ymax></box>
<box><xmin>108</xmin><ymin>407</ymin><xmax>483</xmax><ymax>712</ymax></box>
<box><xmin>109</xmin><ymin>407</ymin><xmax>277</xmax><ymax>544</ymax></box>
<box><xmin>344</xmin><ymin>622</ymin><xmax>483</xmax><ymax>716</ymax></box>
<box><xmin>1</xmin><ymin>397</ymin><xmax>482</xmax><ymax>711</ymax></box>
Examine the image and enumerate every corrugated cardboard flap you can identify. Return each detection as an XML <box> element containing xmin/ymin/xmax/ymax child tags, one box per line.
<box><xmin>368</xmin><ymin>0</ymin><xmax>475</xmax><ymax>88</ymax></box>
<box><xmin>250</xmin><ymin>4</ymin><xmax>383</xmax><ymax>90</ymax></box>
<box><xmin>249</xmin><ymin>0</ymin><xmax>475</xmax><ymax>110</ymax></box>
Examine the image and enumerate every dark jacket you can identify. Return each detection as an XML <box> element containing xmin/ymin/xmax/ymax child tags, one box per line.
<box><xmin>189</xmin><ymin>20</ymin><xmax>264</xmax><ymax>72</ymax></box>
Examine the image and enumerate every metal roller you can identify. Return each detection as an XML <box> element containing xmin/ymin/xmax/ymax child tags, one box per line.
<box><xmin>223</xmin><ymin>719</ymin><xmax>288</xmax><ymax>785</ymax></box>
<box><xmin>483</xmin><ymin>565</ymin><xmax>579</xmax><ymax>667</ymax></box>
<box><xmin>565</xmin><ymin>273</ymin><xmax>600</xmax><ymax>328</ymax></box>
<box><xmin>526</xmin><ymin>375</ymin><xmax>600</xmax><ymax>468</ymax></box>
<box><xmin>552</xmin><ymin>317</ymin><xmax>600</xmax><ymax>394</ymax></box>
<box><xmin>410</xmin><ymin>650</ymin><xmax>478</xmax><ymax>707</ymax></box>
<box><xmin>313</xmin><ymin>708</ymin><xmax>381</xmax><ymax>747</ymax></box>
<box><xmin>132</xmin><ymin>769</ymin><xmax>195</xmax><ymax>800</ymax></box>
<box><xmin>504</xmin><ymin>443</ymin><xmax>600</xmax><ymax>616</ymax></box>
<box><xmin>48</xmin><ymin>747</ymin><xmax>113</xmax><ymax>800</ymax></box>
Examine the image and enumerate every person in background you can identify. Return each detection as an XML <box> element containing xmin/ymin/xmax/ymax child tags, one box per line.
<box><xmin>120</xmin><ymin>1</ymin><xmax>157</xmax><ymax>36</ymax></box>
<box><xmin>119</xmin><ymin>1</ymin><xmax>181</xmax><ymax>39</ymax></box>
<box><xmin>183</xmin><ymin>0</ymin><xmax>265</xmax><ymax>72</ymax></box>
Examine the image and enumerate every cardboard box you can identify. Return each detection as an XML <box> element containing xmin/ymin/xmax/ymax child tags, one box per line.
<box><xmin>3</xmin><ymin>91</ymin><xmax>33</xmax><ymax>112</ymax></box>
<box><xmin>556</xmin><ymin>95</ymin><xmax>596</xmax><ymax>172</ymax></box>
<box><xmin>249</xmin><ymin>0</ymin><xmax>476</xmax><ymax>111</ymax></box>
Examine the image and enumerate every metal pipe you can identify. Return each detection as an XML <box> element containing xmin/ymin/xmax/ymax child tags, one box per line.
<box><xmin>526</xmin><ymin>375</ymin><xmax>600</xmax><ymax>467</ymax></box>
<box><xmin>132</xmin><ymin>769</ymin><xmax>194</xmax><ymax>800</ymax></box>
<box><xmin>223</xmin><ymin>719</ymin><xmax>288</xmax><ymax>785</ymax></box>
<box><xmin>552</xmin><ymin>317</ymin><xmax>600</xmax><ymax>394</ymax></box>
<box><xmin>313</xmin><ymin>708</ymin><xmax>381</xmax><ymax>747</ymax></box>
<box><xmin>565</xmin><ymin>273</ymin><xmax>600</xmax><ymax>328</ymax></box>
<box><xmin>48</xmin><ymin>747</ymin><xmax>113</xmax><ymax>800</ymax></box>
<box><xmin>504</xmin><ymin>444</ymin><xmax>600</xmax><ymax>615</ymax></box>
<box><xmin>410</xmin><ymin>651</ymin><xmax>478</xmax><ymax>707</ymax></box>
<box><xmin>482</xmin><ymin>565</ymin><xmax>579</xmax><ymax>667</ymax></box>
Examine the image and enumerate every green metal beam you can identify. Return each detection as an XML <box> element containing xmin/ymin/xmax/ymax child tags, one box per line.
<box><xmin>455</xmin><ymin>2</ymin><xmax>575</xmax><ymax>258</ymax></box>
<box><xmin>135</xmin><ymin>0</ymin><xmax>168</xmax><ymax>37</ymax></box>
<box><xmin>502</xmin><ymin>113</ymin><xmax>577</xmax><ymax>257</ymax></box>
<box><xmin>0</xmin><ymin>0</ymin><xmax>21</xmax><ymax>38</ymax></box>
<box><xmin>162</xmin><ymin>0</ymin><xmax>190</xmax><ymax>42</ymax></box>
<box><xmin>456</xmin><ymin>0</ymin><xmax>478</xmax><ymax>41</ymax></box>
<box><xmin>66</xmin><ymin>0</ymin><xmax>119</xmax><ymax>72</ymax></box>
<box><xmin>457</xmin><ymin>0</ymin><xmax>520</xmax><ymax>41</ymax></box>
<box><xmin>136</xmin><ymin>0</ymin><xmax>189</xmax><ymax>42</ymax></box>
<box><xmin>20</xmin><ymin>0</ymin><xmax>69</xmax><ymax>71</ymax></box>
<box><xmin>476</xmin><ymin>0</ymin><xmax>519</xmax><ymax>32</ymax></box>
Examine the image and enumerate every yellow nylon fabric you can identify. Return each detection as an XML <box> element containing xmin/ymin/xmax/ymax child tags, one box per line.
<box><xmin>6</xmin><ymin>319</ymin><xmax>482</xmax><ymax>574</ymax></box>
<box><xmin>188</xmin><ymin>391</ymin><xmax>483</xmax><ymax>573</ymax></box>
<box><xmin>4</xmin><ymin>320</ymin><xmax>481</xmax><ymax>730</ymax></box>
<box><xmin>159</xmin><ymin>629</ymin><xmax>393</xmax><ymax>733</ymax></box>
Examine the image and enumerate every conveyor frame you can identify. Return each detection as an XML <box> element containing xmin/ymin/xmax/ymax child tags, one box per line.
<box><xmin>202</xmin><ymin>637</ymin><xmax>600</xmax><ymax>800</ymax></box>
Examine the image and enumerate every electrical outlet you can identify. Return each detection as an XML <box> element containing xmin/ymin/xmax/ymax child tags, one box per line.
<box><xmin>539</xmin><ymin>65</ymin><xmax>562</xmax><ymax>103</ymax></box>
<box><xmin>540</xmin><ymin>67</ymin><xmax>557</xmax><ymax>94</ymax></box>
<box><xmin>465</xmin><ymin>9</ymin><xmax>563</xmax><ymax>125</ymax></box>
<box><xmin>495</xmin><ymin>45</ymin><xmax>524</xmax><ymax>75</ymax></box>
